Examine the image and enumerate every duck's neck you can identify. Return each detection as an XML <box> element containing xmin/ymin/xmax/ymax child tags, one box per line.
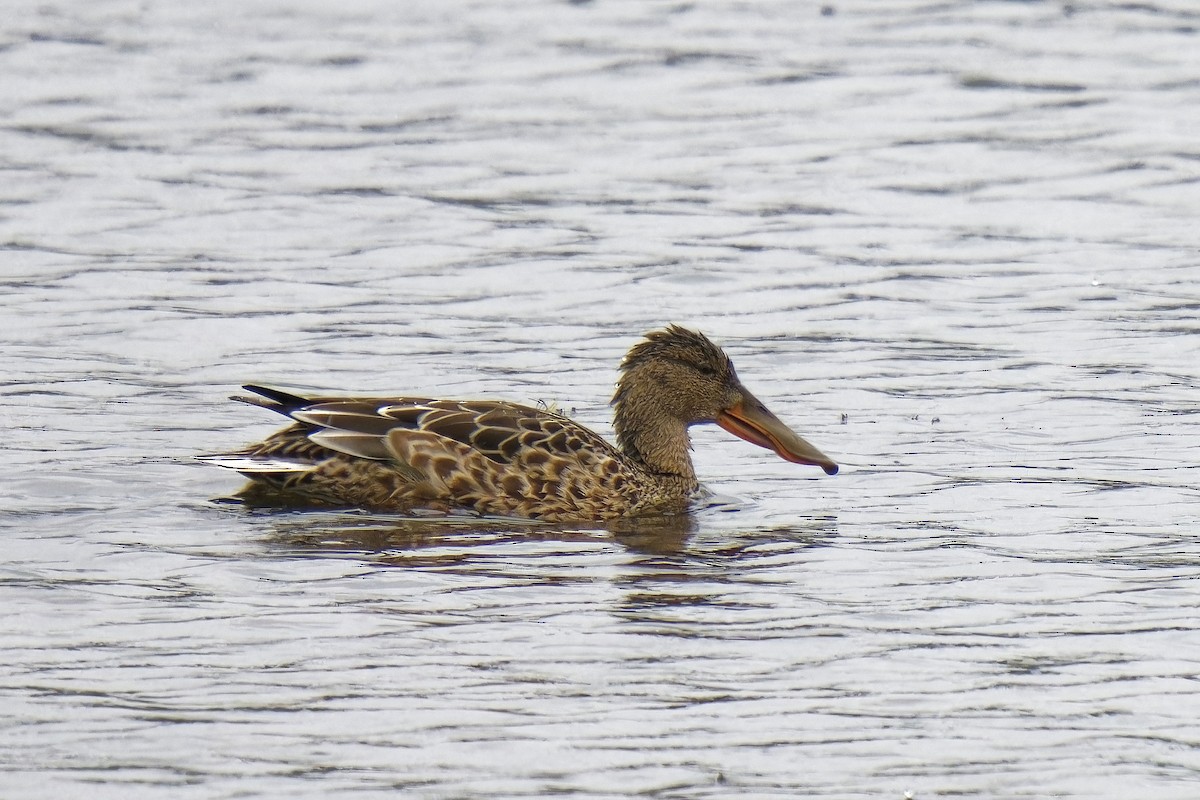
<box><xmin>612</xmin><ymin>383</ymin><xmax>698</xmax><ymax>483</ymax></box>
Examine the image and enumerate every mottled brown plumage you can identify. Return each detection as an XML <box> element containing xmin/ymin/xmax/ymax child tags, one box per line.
<box><xmin>201</xmin><ymin>325</ymin><xmax>837</xmax><ymax>521</ymax></box>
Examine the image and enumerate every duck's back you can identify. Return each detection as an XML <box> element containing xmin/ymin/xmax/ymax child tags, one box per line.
<box><xmin>204</xmin><ymin>386</ymin><xmax>685</xmax><ymax>521</ymax></box>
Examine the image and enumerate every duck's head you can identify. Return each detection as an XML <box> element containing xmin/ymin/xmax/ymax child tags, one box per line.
<box><xmin>612</xmin><ymin>325</ymin><xmax>838</xmax><ymax>476</ymax></box>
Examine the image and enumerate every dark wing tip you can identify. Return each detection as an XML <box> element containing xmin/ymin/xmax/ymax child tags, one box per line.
<box><xmin>233</xmin><ymin>385</ymin><xmax>314</xmax><ymax>415</ymax></box>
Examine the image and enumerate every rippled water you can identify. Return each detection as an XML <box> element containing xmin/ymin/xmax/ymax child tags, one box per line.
<box><xmin>3</xmin><ymin>1</ymin><xmax>1199</xmax><ymax>797</ymax></box>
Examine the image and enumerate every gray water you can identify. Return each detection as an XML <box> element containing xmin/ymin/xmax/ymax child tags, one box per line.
<box><xmin>3</xmin><ymin>1</ymin><xmax>1200</xmax><ymax>797</ymax></box>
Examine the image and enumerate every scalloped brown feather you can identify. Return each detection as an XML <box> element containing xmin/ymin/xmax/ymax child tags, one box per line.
<box><xmin>208</xmin><ymin>395</ymin><xmax>690</xmax><ymax>521</ymax></box>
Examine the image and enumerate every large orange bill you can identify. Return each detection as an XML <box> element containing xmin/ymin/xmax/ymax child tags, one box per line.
<box><xmin>717</xmin><ymin>395</ymin><xmax>838</xmax><ymax>475</ymax></box>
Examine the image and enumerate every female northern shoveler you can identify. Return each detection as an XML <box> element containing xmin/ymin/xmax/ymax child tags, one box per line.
<box><xmin>202</xmin><ymin>325</ymin><xmax>837</xmax><ymax>521</ymax></box>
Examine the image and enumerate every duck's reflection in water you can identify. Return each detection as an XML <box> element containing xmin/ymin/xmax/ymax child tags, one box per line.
<box><xmin>608</xmin><ymin>515</ymin><xmax>839</xmax><ymax>619</ymax></box>
<box><xmin>251</xmin><ymin>506</ymin><xmax>838</xmax><ymax>618</ymax></box>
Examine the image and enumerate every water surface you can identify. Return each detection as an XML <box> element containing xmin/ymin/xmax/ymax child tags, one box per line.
<box><xmin>3</xmin><ymin>1</ymin><xmax>1199</xmax><ymax>797</ymax></box>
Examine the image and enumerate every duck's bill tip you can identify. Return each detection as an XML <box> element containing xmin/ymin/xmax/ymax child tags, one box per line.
<box><xmin>773</xmin><ymin>444</ymin><xmax>839</xmax><ymax>475</ymax></box>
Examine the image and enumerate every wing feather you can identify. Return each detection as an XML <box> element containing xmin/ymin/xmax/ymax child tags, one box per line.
<box><xmin>307</xmin><ymin>429</ymin><xmax>393</xmax><ymax>460</ymax></box>
<box><xmin>212</xmin><ymin>391</ymin><xmax>645</xmax><ymax>517</ymax></box>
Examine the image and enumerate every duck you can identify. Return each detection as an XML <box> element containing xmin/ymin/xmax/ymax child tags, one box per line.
<box><xmin>201</xmin><ymin>325</ymin><xmax>837</xmax><ymax>521</ymax></box>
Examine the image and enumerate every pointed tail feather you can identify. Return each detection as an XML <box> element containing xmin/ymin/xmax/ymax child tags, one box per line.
<box><xmin>232</xmin><ymin>385</ymin><xmax>314</xmax><ymax>415</ymax></box>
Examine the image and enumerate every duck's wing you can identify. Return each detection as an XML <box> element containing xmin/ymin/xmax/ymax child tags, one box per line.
<box><xmin>278</xmin><ymin>395</ymin><xmax>620</xmax><ymax>466</ymax></box>
<box><xmin>232</xmin><ymin>385</ymin><xmax>625</xmax><ymax>472</ymax></box>
<box><xmin>209</xmin><ymin>386</ymin><xmax>646</xmax><ymax>518</ymax></box>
